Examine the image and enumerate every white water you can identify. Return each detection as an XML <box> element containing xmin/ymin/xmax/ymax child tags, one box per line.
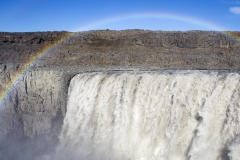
<box><xmin>56</xmin><ymin>71</ymin><xmax>240</xmax><ymax>160</ymax></box>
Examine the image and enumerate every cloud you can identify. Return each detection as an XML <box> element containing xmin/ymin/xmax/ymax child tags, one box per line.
<box><xmin>230</xmin><ymin>7</ymin><xmax>240</xmax><ymax>15</ymax></box>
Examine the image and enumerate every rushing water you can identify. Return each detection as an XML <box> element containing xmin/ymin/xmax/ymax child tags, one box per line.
<box><xmin>52</xmin><ymin>71</ymin><xmax>240</xmax><ymax>160</ymax></box>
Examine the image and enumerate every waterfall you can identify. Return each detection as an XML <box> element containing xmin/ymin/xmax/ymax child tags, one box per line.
<box><xmin>55</xmin><ymin>71</ymin><xmax>240</xmax><ymax>160</ymax></box>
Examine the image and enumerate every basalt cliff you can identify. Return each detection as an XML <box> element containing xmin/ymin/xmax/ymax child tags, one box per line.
<box><xmin>0</xmin><ymin>30</ymin><xmax>239</xmax><ymax>160</ymax></box>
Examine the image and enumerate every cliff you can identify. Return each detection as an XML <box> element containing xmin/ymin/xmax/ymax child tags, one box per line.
<box><xmin>0</xmin><ymin>30</ymin><xmax>239</xmax><ymax>159</ymax></box>
<box><xmin>1</xmin><ymin>30</ymin><xmax>240</xmax><ymax>68</ymax></box>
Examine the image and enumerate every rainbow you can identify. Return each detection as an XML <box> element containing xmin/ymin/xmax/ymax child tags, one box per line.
<box><xmin>74</xmin><ymin>12</ymin><xmax>226</xmax><ymax>31</ymax></box>
<box><xmin>0</xmin><ymin>32</ymin><xmax>77</xmax><ymax>108</ymax></box>
<box><xmin>0</xmin><ymin>12</ymin><xmax>239</xmax><ymax>109</ymax></box>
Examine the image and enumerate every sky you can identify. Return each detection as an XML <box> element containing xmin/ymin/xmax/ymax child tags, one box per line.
<box><xmin>0</xmin><ymin>0</ymin><xmax>240</xmax><ymax>32</ymax></box>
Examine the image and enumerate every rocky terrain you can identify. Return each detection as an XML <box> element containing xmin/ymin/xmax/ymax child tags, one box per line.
<box><xmin>0</xmin><ymin>30</ymin><xmax>239</xmax><ymax>159</ymax></box>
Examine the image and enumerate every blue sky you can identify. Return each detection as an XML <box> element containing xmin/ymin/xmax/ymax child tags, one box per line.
<box><xmin>0</xmin><ymin>0</ymin><xmax>239</xmax><ymax>32</ymax></box>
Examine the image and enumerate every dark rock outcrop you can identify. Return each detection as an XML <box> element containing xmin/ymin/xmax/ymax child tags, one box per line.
<box><xmin>0</xmin><ymin>30</ymin><xmax>240</xmax><ymax>69</ymax></box>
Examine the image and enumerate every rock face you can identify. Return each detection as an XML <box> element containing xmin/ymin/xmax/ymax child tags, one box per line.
<box><xmin>0</xmin><ymin>30</ymin><xmax>239</xmax><ymax>159</ymax></box>
<box><xmin>1</xmin><ymin>30</ymin><xmax>240</xmax><ymax>68</ymax></box>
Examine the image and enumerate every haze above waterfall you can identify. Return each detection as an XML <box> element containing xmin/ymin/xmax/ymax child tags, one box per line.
<box><xmin>44</xmin><ymin>71</ymin><xmax>240</xmax><ymax>160</ymax></box>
